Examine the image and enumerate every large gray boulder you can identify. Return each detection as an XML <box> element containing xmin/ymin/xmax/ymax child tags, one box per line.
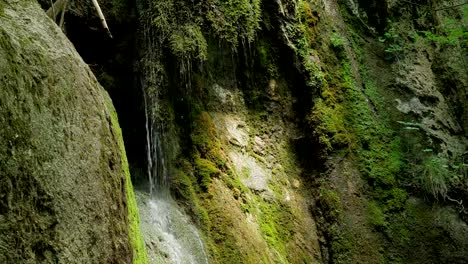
<box><xmin>0</xmin><ymin>1</ymin><xmax>145</xmax><ymax>263</ymax></box>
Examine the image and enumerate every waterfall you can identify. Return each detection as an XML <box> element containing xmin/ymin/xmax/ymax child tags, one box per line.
<box><xmin>142</xmin><ymin>86</ymin><xmax>153</xmax><ymax>195</ymax></box>
<box><xmin>136</xmin><ymin>1</ymin><xmax>209</xmax><ymax>263</ymax></box>
<box><xmin>139</xmin><ymin>93</ymin><xmax>209</xmax><ymax>263</ymax></box>
<box><xmin>138</xmin><ymin>2</ymin><xmax>169</xmax><ymax>198</ymax></box>
<box><xmin>136</xmin><ymin>192</ymin><xmax>210</xmax><ymax>264</ymax></box>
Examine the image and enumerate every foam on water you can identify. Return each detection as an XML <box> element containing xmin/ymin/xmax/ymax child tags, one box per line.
<box><xmin>137</xmin><ymin>192</ymin><xmax>209</xmax><ymax>264</ymax></box>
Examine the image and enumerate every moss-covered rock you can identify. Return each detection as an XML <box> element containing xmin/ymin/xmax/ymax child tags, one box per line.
<box><xmin>0</xmin><ymin>1</ymin><xmax>146</xmax><ymax>263</ymax></box>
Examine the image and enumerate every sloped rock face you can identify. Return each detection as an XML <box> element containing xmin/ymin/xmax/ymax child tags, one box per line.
<box><xmin>0</xmin><ymin>1</ymin><xmax>139</xmax><ymax>263</ymax></box>
<box><xmin>310</xmin><ymin>0</ymin><xmax>468</xmax><ymax>262</ymax></box>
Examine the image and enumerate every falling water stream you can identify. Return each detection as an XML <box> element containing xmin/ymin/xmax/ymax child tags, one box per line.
<box><xmin>137</xmin><ymin>100</ymin><xmax>209</xmax><ymax>264</ymax></box>
<box><xmin>137</xmin><ymin>88</ymin><xmax>208</xmax><ymax>264</ymax></box>
<box><xmin>135</xmin><ymin>2</ymin><xmax>209</xmax><ymax>261</ymax></box>
<box><xmin>136</xmin><ymin>191</ymin><xmax>209</xmax><ymax>264</ymax></box>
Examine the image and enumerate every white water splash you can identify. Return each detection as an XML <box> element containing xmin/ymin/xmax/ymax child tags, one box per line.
<box><xmin>137</xmin><ymin>192</ymin><xmax>209</xmax><ymax>264</ymax></box>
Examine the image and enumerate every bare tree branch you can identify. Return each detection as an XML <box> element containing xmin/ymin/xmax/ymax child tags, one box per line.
<box><xmin>59</xmin><ymin>0</ymin><xmax>68</xmax><ymax>29</ymax></box>
<box><xmin>46</xmin><ymin>0</ymin><xmax>66</xmax><ymax>21</ymax></box>
<box><xmin>49</xmin><ymin>0</ymin><xmax>55</xmax><ymax>20</ymax></box>
<box><xmin>91</xmin><ymin>0</ymin><xmax>113</xmax><ymax>38</ymax></box>
<box><xmin>47</xmin><ymin>0</ymin><xmax>113</xmax><ymax>38</ymax></box>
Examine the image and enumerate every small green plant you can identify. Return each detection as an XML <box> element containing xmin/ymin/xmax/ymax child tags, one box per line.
<box><xmin>330</xmin><ymin>33</ymin><xmax>345</xmax><ymax>49</ymax></box>
<box><xmin>419</xmin><ymin>153</ymin><xmax>468</xmax><ymax>200</ymax></box>
<box><xmin>420</xmin><ymin>155</ymin><xmax>451</xmax><ymax>200</ymax></box>
<box><xmin>378</xmin><ymin>22</ymin><xmax>405</xmax><ymax>57</ymax></box>
<box><xmin>419</xmin><ymin>8</ymin><xmax>468</xmax><ymax>48</ymax></box>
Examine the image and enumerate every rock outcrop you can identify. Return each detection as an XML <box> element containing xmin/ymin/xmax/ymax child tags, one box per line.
<box><xmin>0</xmin><ymin>1</ymin><xmax>145</xmax><ymax>263</ymax></box>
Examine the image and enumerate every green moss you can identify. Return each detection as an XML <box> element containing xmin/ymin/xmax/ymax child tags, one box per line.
<box><xmin>329</xmin><ymin>226</ymin><xmax>354</xmax><ymax>263</ymax></box>
<box><xmin>367</xmin><ymin>201</ymin><xmax>386</xmax><ymax>227</ymax></box>
<box><xmin>312</xmin><ymin>54</ymin><xmax>402</xmax><ymax>189</ymax></box>
<box><xmin>200</xmin><ymin>189</ymin><xmax>269</xmax><ymax>263</ymax></box>
<box><xmin>206</xmin><ymin>0</ymin><xmax>261</xmax><ymax>46</ymax></box>
<box><xmin>148</xmin><ymin>0</ymin><xmax>207</xmax><ymax>61</ymax></box>
<box><xmin>195</xmin><ymin>158</ymin><xmax>220</xmax><ymax>190</ymax></box>
<box><xmin>190</xmin><ymin>112</ymin><xmax>229</xmax><ymax>183</ymax></box>
<box><xmin>147</xmin><ymin>0</ymin><xmax>261</xmax><ymax>63</ymax></box>
<box><xmin>330</xmin><ymin>33</ymin><xmax>345</xmax><ymax>50</ymax></box>
<box><xmin>344</xmin><ymin>65</ymin><xmax>402</xmax><ymax>187</ymax></box>
<box><xmin>296</xmin><ymin>0</ymin><xmax>325</xmax><ymax>88</ymax></box>
<box><xmin>256</xmin><ymin>39</ymin><xmax>279</xmax><ymax>77</ymax></box>
<box><xmin>171</xmin><ymin>161</ymin><xmax>212</xmax><ymax>233</ymax></box>
<box><xmin>191</xmin><ymin>112</ymin><xmax>222</xmax><ymax>158</ymax></box>
<box><xmin>304</xmin><ymin>15</ymin><xmax>410</xmax><ymax>261</ymax></box>
<box><xmin>309</xmin><ymin>96</ymin><xmax>353</xmax><ymax>151</ymax></box>
<box><xmin>257</xmin><ymin>41</ymin><xmax>269</xmax><ymax>67</ymax></box>
<box><xmin>258</xmin><ymin>199</ymin><xmax>294</xmax><ymax>260</ymax></box>
<box><xmin>222</xmin><ymin>169</ymin><xmax>249</xmax><ymax>195</ymax></box>
<box><xmin>104</xmin><ymin>94</ymin><xmax>148</xmax><ymax>264</ymax></box>
<box><xmin>319</xmin><ymin>188</ymin><xmax>342</xmax><ymax>221</ymax></box>
<box><xmin>172</xmin><ymin>167</ymin><xmax>196</xmax><ymax>200</ymax></box>
<box><xmin>170</xmin><ymin>24</ymin><xmax>207</xmax><ymax>60</ymax></box>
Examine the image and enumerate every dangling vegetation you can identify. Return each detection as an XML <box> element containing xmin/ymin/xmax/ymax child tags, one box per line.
<box><xmin>145</xmin><ymin>0</ymin><xmax>262</xmax><ymax>61</ymax></box>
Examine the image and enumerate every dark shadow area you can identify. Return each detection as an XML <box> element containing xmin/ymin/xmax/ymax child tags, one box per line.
<box><xmin>63</xmin><ymin>4</ymin><xmax>147</xmax><ymax>184</ymax></box>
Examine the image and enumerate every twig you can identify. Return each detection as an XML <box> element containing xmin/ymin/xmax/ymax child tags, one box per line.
<box><xmin>46</xmin><ymin>0</ymin><xmax>66</xmax><ymax>21</ymax></box>
<box><xmin>446</xmin><ymin>195</ymin><xmax>464</xmax><ymax>212</ymax></box>
<box><xmin>49</xmin><ymin>0</ymin><xmax>55</xmax><ymax>21</ymax></box>
<box><xmin>58</xmin><ymin>0</ymin><xmax>68</xmax><ymax>29</ymax></box>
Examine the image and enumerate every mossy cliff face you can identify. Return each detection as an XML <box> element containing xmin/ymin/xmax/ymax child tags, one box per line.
<box><xmin>6</xmin><ymin>0</ymin><xmax>465</xmax><ymax>263</ymax></box>
<box><xmin>0</xmin><ymin>1</ymin><xmax>145</xmax><ymax>263</ymax></box>
<box><xmin>293</xmin><ymin>0</ymin><xmax>468</xmax><ymax>262</ymax></box>
<box><xmin>133</xmin><ymin>0</ymin><xmax>468</xmax><ymax>263</ymax></box>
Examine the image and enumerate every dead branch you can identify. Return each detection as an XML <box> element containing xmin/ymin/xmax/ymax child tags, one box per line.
<box><xmin>91</xmin><ymin>0</ymin><xmax>113</xmax><ymax>38</ymax></box>
<box><xmin>46</xmin><ymin>0</ymin><xmax>66</xmax><ymax>21</ymax></box>
<box><xmin>59</xmin><ymin>0</ymin><xmax>68</xmax><ymax>29</ymax></box>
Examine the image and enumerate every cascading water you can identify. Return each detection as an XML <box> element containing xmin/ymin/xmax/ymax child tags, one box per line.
<box><xmin>139</xmin><ymin>91</ymin><xmax>209</xmax><ymax>263</ymax></box>
<box><xmin>135</xmin><ymin>1</ymin><xmax>209</xmax><ymax>263</ymax></box>
<box><xmin>136</xmin><ymin>192</ymin><xmax>209</xmax><ymax>264</ymax></box>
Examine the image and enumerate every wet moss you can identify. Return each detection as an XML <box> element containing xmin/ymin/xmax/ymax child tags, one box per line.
<box><xmin>257</xmin><ymin>199</ymin><xmax>295</xmax><ymax>259</ymax></box>
<box><xmin>195</xmin><ymin>158</ymin><xmax>220</xmax><ymax>191</ymax></box>
<box><xmin>205</xmin><ymin>0</ymin><xmax>261</xmax><ymax>46</ymax></box>
<box><xmin>191</xmin><ymin>111</ymin><xmax>223</xmax><ymax>161</ymax></box>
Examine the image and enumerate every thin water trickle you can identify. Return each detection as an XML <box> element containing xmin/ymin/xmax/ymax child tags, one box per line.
<box><xmin>142</xmin><ymin>84</ymin><xmax>153</xmax><ymax>195</ymax></box>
